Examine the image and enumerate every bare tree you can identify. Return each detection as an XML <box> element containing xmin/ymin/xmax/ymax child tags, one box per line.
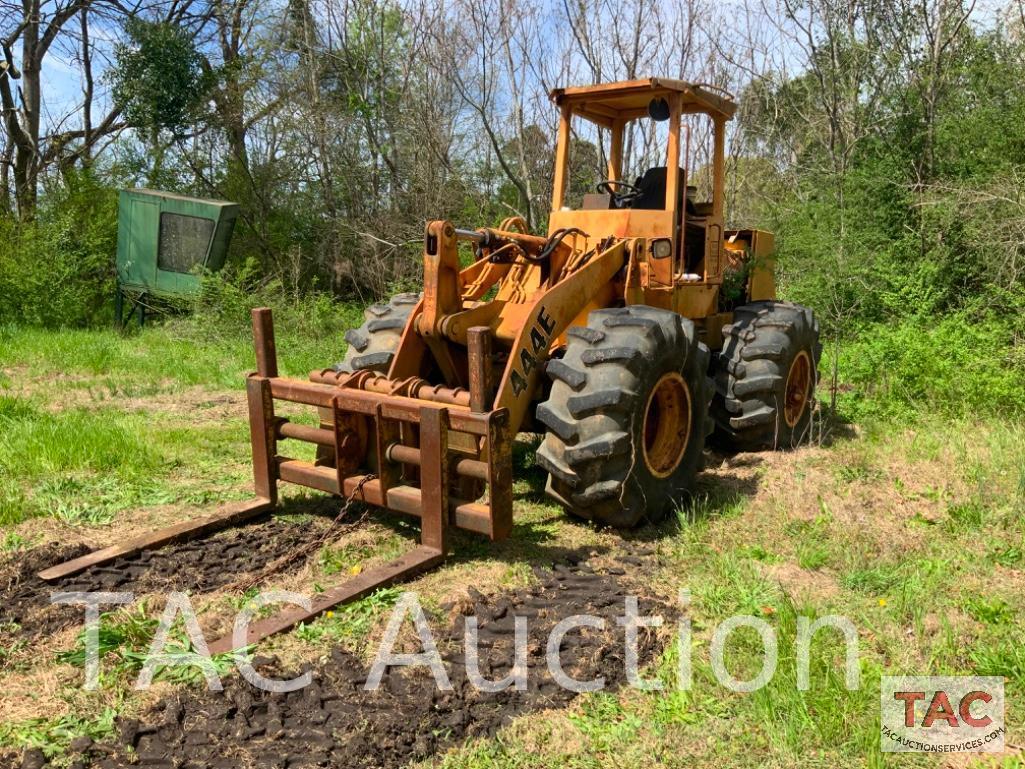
<box><xmin>0</xmin><ymin>0</ymin><xmax>203</xmax><ymax>217</ymax></box>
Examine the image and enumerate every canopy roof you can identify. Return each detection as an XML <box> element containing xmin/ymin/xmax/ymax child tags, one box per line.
<box><xmin>549</xmin><ymin>77</ymin><xmax>736</xmax><ymax>125</ymax></box>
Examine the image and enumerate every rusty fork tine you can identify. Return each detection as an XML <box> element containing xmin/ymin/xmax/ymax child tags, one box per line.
<box><xmin>205</xmin><ymin>545</ymin><xmax>444</xmax><ymax>655</ymax></box>
<box><xmin>37</xmin><ymin>498</ymin><xmax>274</xmax><ymax>581</ymax></box>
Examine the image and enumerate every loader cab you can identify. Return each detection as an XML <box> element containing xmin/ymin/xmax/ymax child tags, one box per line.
<box><xmin>548</xmin><ymin>78</ymin><xmax>735</xmax><ymax>318</ymax></box>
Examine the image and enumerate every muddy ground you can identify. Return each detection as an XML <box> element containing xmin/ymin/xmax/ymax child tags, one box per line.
<box><xmin>0</xmin><ymin>503</ymin><xmax>343</xmax><ymax>644</ymax></box>
<box><xmin>3</xmin><ymin>523</ymin><xmax>668</xmax><ymax>769</ymax></box>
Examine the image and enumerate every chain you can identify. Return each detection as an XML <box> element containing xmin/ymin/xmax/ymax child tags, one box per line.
<box><xmin>330</xmin><ymin>473</ymin><xmax>377</xmax><ymax>529</ymax></box>
<box><xmin>225</xmin><ymin>474</ymin><xmax>378</xmax><ymax>594</ymax></box>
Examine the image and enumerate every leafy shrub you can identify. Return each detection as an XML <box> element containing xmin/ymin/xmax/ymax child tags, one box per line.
<box><xmin>834</xmin><ymin>314</ymin><xmax>1025</xmax><ymax>422</ymax></box>
<box><xmin>192</xmin><ymin>260</ymin><xmax>363</xmax><ymax>340</ymax></box>
<box><xmin>0</xmin><ymin>174</ymin><xmax>118</xmax><ymax>327</ymax></box>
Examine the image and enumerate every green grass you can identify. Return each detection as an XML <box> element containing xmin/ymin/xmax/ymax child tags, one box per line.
<box><xmin>428</xmin><ymin>419</ymin><xmax>1025</xmax><ymax>768</ymax></box>
<box><xmin>294</xmin><ymin>587</ymin><xmax>402</xmax><ymax>648</ymax></box>
<box><xmin>0</xmin><ymin>403</ymin><xmax>157</xmax><ymax>477</ymax></box>
<box><xmin>55</xmin><ymin>604</ymin><xmax>160</xmax><ymax>673</ymax></box>
<box><xmin>0</xmin><ymin>708</ymin><xmax>118</xmax><ymax>760</ymax></box>
<box><xmin>841</xmin><ymin>563</ymin><xmax>904</xmax><ymax>595</ymax></box>
<box><xmin>944</xmin><ymin>500</ymin><xmax>986</xmax><ymax>531</ymax></box>
<box><xmin>0</xmin><ymin>323</ymin><xmax>334</xmax><ymax>390</ymax></box>
<box><xmin>970</xmin><ymin>636</ymin><xmax>1025</xmax><ymax>688</ymax></box>
<box><xmin>836</xmin><ymin>314</ymin><xmax>1025</xmax><ymax>423</ymax></box>
<box><xmin>2</xmin><ymin>323</ymin><xmax>1025</xmax><ymax>768</ymax></box>
<box><xmin>796</xmin><ymin>542</ymin><xmax>830</xmax><ymax>570</ymax></box>
<box><xmin>738</xmin><ymin>544</ymin><xmax>781</xmax><ymax>563</ymax></box>
<box><xmin>316</xmin><ymin>536</ymin><xmax>407</xmax><ymax>577</ymax></box>
<box><xmin>990</xmin><ymin>543</ymin><xmax>1025</xmax><ymax>567</ymax></box>
<box><xmin>0</xmin><ymin>312</ymin><xmax>361</xmax><ymax>525</ymax></box>
<box><xmin>0</xmin><ymin>399</ymin><xmax>168</xmax><ymax>525</ymax></box>
<box><xmin>963</xmin><ymin>596</ymin><xmax>1016</xmax><ymax>626</ymax></box>
<box><xmin>56</xmin><ymin>602</ymin><xmax>240</xmax><ymax>686</ymax></box>
<box><xmin>0</xmin><ymin>392</ymin><xmax>255</xmax><ymax>525</ymax></box>
<box><xmin>567</xmin><ymin>692</ymin><xmax>645</xmax><ymax>754</ymax></box>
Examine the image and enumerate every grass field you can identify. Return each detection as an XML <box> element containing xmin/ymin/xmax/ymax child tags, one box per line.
<box><xmin>0</xmin><ymin>321</ymin><xmax>1023</xmax><ymax>768</ymax></box>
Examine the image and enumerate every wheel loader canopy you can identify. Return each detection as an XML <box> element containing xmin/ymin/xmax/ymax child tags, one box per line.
<box><xmin>116</xmin><ymin>188</ymin><xmax>239</xmax><ymax>300</ymax></box>
<box><xmin>548</xmin><ymin>78</ymin><xmax>734</xmax><ymax>298</ymax></box>
<box><xmin>549</xmin><ymin>77</ymin><xmax>737</xmax><ymax>125</ymax></box>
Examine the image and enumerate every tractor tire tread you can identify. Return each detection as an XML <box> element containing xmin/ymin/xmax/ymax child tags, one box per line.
<box><xmin>567</xmin><ymin>388</ymin><xmax>637</xmax><ymax>419</ymax></box>
<box><xmin>567</xmin><ymin>326</ymin><xmax>606</xmax><ymax>345</ymax></box>
<box><xmin>545</xmin><ymin>359</ymin><xmax>587</xmax><ymax>391</ymax></box>
<box><xmin>334</xmin><ymin>293</ymin><xmax>422</xmax><ymax>374</ymax></box>
<box><xmin>344</xmin><ymin>329</ymin><xmax>370</xmax><ymax>353</ymax></box>
<box><xmin>537</xmin><ymin>304</ymin><xmax>711</xmax><ymax>528</ymax></box>
<box><xmin>711</xmin><ymin>301</ymin><xmax>821</xmax><ymax>451</ymax></box>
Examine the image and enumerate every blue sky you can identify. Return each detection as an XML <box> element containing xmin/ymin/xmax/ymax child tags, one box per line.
<box><xmin>31</xmin><ymin>0</ymin><xmax>1014</xmax><ymax>142</ymax></box>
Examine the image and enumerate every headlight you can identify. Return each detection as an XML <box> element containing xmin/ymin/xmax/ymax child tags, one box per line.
<box><xmin>652</xmin><ymin>238</ymin><xmax>673</xmax><ymax>259</ymax></box>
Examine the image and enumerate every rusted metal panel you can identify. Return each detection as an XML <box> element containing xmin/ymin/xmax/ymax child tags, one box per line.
<box><xmin>205</xmin><ymin>545</ymin><xmax>445</xmax><ymax>655</ymax></box>
<box><xmin>251</xmin><ymin>308</ymin><xmax>278</xmax><ymax>378</ymax></box>
<box><xmin>277</xmin><ymin>420</ymin><xmax>334</xmax><ymax>447</ymax></box>
<box><xmin>272</xmin><ymin>460</ymin><xmax>493</xmax><ymax>536</ymax></box>
<box><xmin>417</xmin><ymin>407</ymin><xmax>448</xmax><ymax>553</ymax></box>
<box><xmin>277</xmin><ymin>459</ymin><xmax>339</xmax><ymax>495</ymax></box>
<box><xmin>467</xmin><ymin>326</ymin><xmax>492</xmax><ymax>414</ymax></box>
<box><xmin>374</xmin><ymin>404</ymin><xmax>402</xmax><ymax>495</ymax></box>
<box><xmin>451</xmin><ymin>501</ymin><xmax>493</xmax><ymax>533</ymax></box>
<box><xmin>330</xmin><ymin>394</ymin><xmax>358</xmax><ymax>490</ymax></box>
<box><xmin>37</xmin><ymin>498</ymin><xmax>274</xmax><ymax>581</ymax></box>
<box><xmin>385</xmin><ymin>486</ymin><xmax>489</xmax><ymax>535</ymax></box>
<box><xmin>269</xmin><ymin>379</ymin><xmax>337</xmax><ymax>409</ymax></box>
<box><xmin>486</xmin><ymin>409</ymin><xmax>513</xmax><ymax>541</ymax></box>
<box><xmin>385</xmin><ymin>443</ymin><xmax>488</xmax><ymax>481</ymax></box>
<box><xmin>309</xmin><ymin>370</ymin><xmax>471</xmax><ymax>409</ymax></box>
<box><xmin>268</xmin><ymin>379</ymin><xmax>489</xmax><ymax>436</ymax></box>
<box><xmin>247</xmin><ymin>376</ymin><xmax>277</xmax><ymax>503</ymax></box>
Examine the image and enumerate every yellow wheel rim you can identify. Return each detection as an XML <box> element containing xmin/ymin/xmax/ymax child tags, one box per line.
<box><xmin>784</xmin><ymin>350</ymin><xmax>812</xmax><ymax>428</ymax></box>
<box><xmin>642</xmin><ymin>372</ymin><xmax>692</xmax><ymax>479</ymax></box>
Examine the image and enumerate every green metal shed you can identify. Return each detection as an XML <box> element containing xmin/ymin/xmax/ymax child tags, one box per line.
<box><xmin>115</xmin><ymin>189</ymin><xmax>239</xmax><ymax>325</ymax></box>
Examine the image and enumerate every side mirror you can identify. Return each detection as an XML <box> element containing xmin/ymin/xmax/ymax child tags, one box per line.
<box><xmin>648</xmin><ymin>98</ymin><xmax>670</xmax><ymax>122</ymax></box>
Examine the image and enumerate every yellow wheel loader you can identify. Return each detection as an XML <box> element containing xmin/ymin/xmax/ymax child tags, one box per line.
<box><xmin>41</xmin><ymin>78</ymin><xmax>820</xmax><ymax>652</ymax></box>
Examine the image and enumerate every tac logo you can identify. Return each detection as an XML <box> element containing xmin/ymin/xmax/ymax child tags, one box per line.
<box><xmin>880</xmin><ymin>676</ymin><xmax>1006</xmax><ymax>753</ymax></box>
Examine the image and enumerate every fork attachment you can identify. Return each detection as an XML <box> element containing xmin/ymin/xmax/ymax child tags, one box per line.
<box><xmin>202</xmin><ymin>308</ymin><xmax>514</xmax><ymax>653</ymax></box>
<box><xmin>248</xmin><ymin>307</ymin><xmax>513</xmax><ymax>543</ymax></box>
<box><xmin>40</xmin><ymin>307</ymin><xmax>513</xmax><ymax>655</ymax></box>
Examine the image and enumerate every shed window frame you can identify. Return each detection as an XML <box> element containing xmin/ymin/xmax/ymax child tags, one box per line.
<box><xmin>157</xmin><ymin>212</ymin><xmax>217</xmax><ymax>275</ymax></box>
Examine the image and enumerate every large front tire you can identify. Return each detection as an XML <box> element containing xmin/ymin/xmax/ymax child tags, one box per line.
<box><xmin>334</xmin><ymin>293</ymin><xmax>420</xmax><ymax>374</ymax></box>
<box><xmin>711</xmin><ymin>301</ymin><xmax>821</xmax><ymax>450</ymax></box>
<box><xmin>536</xmin><ymin>305</ymin><xmax>713</xmax><ymax>528</ymax></box>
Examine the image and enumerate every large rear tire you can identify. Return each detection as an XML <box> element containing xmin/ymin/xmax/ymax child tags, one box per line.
<box><xmin>711</xmin><ymin>301</ymin><xmax>821</xmax><ymax>450</ymax></box>
<box><xmin>536</xmin><ymin>305</ymin><xmax>713</xmax><ymax>528</ymax></box>
<box><xmin>334</xmin><ymin>293</ymin><xmax>421</xmax><ymax>374</ymax></box>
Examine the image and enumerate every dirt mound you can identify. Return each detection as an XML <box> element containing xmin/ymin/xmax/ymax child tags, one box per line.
<box><xmin>0</xmin><ymin>541</ymin><xmax>92</xmax><ymax>592</ymax></box>
<box><xmin>63</xmin><ymin>552</ymin><xmax>669</xmax><ymax>769</ymax></box>
<box><xmin>0</xmin><ymin>517</ymin><xmax>331</xmax><ymax>641</ymax></box>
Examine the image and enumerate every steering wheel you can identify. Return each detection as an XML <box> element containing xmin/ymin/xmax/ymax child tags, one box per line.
<box><xmin>596</xmin><ymin>179</ymin><xmax>642</xmax><ymax>208</ymax></box>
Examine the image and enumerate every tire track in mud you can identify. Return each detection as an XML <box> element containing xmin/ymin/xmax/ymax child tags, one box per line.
<box><xmin>44</xmin><ymin>543</ymin><xmax>672</xmax><ymax>769</ymax></box>
<box><xmin>0</xmin><ymin>511</ymin><xmax>339</xmax><ymax>643</ymax></box>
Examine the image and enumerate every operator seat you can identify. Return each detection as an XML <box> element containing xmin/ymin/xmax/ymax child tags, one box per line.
<box><xmin>632</xmin><ymin>167</ymin><xmax>696</xmax><ymax>214</ymax></box>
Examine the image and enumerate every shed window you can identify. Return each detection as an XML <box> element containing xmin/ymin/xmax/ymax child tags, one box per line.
<box><xmin>158</xmin><ymin>213</ymin><xmax>216</xmax><ymax>274</ymax></box>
